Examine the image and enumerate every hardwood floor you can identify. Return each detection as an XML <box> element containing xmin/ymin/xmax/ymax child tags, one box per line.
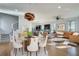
<box><xmin>46</xmin><ymin>41</ymin><xmax>79</xmax><ymax>56</ymax></box>
<box><xmin>0</xmin><ymin>42</ymin><xmax>12</xmax><ymax>56</ymax></box>
<box><xmin>0</xmin><ymin>42</ymin><xmax>48</xmax><ymax>56</ymax></box>
<box><xmin>0</xmin><ymin>42</ymin><xmax>79</xmax><ymax>56</ymax></box>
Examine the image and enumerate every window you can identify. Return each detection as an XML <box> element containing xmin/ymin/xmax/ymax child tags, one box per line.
<box><xmin>51</xmin><ymin>23</ymin><xmax>56</xmax><ymax>32</ymax></box>
<box><xmin>68</xmin><ymin>21</ymin><xmax>76</xmax><ymax>32</ymax></box>
<box><xmin>71</xmin><ymin>21</ymin><xmax>76</xmax><ymax>32</ymax></box>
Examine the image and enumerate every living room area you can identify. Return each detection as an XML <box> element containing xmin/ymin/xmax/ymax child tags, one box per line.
<box><xmin>0</xmin><ymin>3</ymin><xmax>79</xmax><ymax>56</ymax></box>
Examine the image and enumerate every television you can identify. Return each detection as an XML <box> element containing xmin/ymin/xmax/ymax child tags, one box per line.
<box><xmin>44</xmin><ymin>24</ymin><xmax>50</xmax><ymax>33</ymax></box>
<box><xmin>44</xmin><ymin>24</ymin><xmax>50</xmax><ymax>29</ymax></box>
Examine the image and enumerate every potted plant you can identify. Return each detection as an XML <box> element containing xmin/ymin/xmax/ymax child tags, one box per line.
<box><xmin>27</xmin><ymin>31</ymin><xmax>32</xmax><ymax>38</ymax></box>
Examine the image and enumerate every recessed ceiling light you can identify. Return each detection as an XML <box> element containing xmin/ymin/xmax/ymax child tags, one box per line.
<box><xmin>58</xmin><ymin>6</ymin><xmax>61</xmax><ymax>9</ymax></box>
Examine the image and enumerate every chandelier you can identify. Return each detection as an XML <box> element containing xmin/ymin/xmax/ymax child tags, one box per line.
<box><xmin>24</xmin><ymin>12</ymin><xmax>35</xmax><ymax>21</ymax></box>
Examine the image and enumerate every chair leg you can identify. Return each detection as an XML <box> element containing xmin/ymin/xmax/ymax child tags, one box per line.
<box><xmin>44</xmin><ymin>47</ymin><xmax>46</xmax><ymax>54</ymax></box>
<box><xmin>30</xmin><ymin>52</ymin><xmax>31</xmax><ymax>56</ymax></box>
<box><xmin>14</xmin><ymin>48</ymin><xmax>17</xmax><ymax>56</ymax></box>
<box><xmin>19</xmin><ymin>48</ymin><xmax>20</xmax><ymax>51</ymax></box>
<box><xmin>21</xmin><ymin>48</ymin><xmax>23</xmax><ymax>55</ymax></box>
<box><xmin>27</xmin><ymin>51</ymin><xmax>28</xmax><ymax>56</ymax></box>
<box><xmin>36</xmin><ymin>51</ymin><xmax>38</xmax><ymax>56</ymax></box>
<box><xmin>27</xmin><ymin>51</ymin><xmax>31</xmax><ymax>56</ymax></box>
<box><xmin>39</xmin><ymin>47</ymin><xmax>40</xmax><ymax>52</ymax></box>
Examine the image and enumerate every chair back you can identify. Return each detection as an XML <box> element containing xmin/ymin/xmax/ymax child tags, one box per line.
<box><xmin>12</xmin><ymin>30</ymin><xmax>22</xmax><ymax>48</ymax></box>
<box><xmin>43</xmin><ymin>35</ymin><xmax>48</xmax><ymax>47</ymax></box>
<box><xmin>27</xmin><ymin>37</ymin><xmax>38</xmax><ymax>51</ymax></box>
<box><xmin>43</xmin><ymin>32</ymin><xmax>48</xmax><ymax>37</ymax></box>
<box><xmin>12</xmin><ymin>35</ymin><xmax>22</xmax><ymax>48</ymax></box>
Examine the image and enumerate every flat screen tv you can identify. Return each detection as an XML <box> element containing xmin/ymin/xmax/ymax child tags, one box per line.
<box><xmin>44</xmin><ymin>24</ymin><xmax>50</xmax><ymax>30</ymax></box>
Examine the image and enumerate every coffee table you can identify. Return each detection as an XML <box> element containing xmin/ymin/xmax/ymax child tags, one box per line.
<box><xmin>50</xmin><ymin>38</ymin><xmax>72</xmax><ymax>48</ymax></box>
<box><xmin>48</xmin><ymin>37</ymin><xmax>77</xmax><ymax>48</ymax></box>
<box><xmin>52</xmin><ymin>38</ymin><xmax>65</xmax><ymax>46</ymax></box>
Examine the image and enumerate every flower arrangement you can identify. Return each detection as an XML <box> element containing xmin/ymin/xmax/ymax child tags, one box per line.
<box><xmin>27</xmin><ymin>31</ymin><xmax>32</xmax><ymax>38</ymax></box>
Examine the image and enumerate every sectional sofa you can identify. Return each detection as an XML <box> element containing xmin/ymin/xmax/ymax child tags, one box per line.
<box><xmin>56</xmin><ymin>31</ymin><xmax>79</xmax><ymax>43</ymax></box>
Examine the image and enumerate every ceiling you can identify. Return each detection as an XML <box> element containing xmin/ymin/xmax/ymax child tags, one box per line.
<box><xmin>0</xmin><ymin>3</ymin><xmax>79</xmax><ymax>23</ymax></box>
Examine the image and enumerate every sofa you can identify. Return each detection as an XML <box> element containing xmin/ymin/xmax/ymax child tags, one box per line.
<box><xmin>63</xmin><ymin>32</ymin><xmax>73</xmax><ymax>39</ymax></box>
<box><xmin>69</xmin><ymin>33</ymin><xmax>79</xmax><ymax>43</ymax></box>
<box><xmin>56</xmin><ymin>31</ymin><xmax>79</xmax><ymax>43</ymax></box>
<box><xmin>56</xmin><ymin>31</ymin><xmax>73</xmax><ymax>39</ymax></box>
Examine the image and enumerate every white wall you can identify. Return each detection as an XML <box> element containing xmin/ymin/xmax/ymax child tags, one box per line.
<box><xmin>0</xmin><ymin>13</ymin><xmax>18</xmax><ymax>34</ymax></box>
<box><xmin>18</xmin><ymin>12</ymin><xmax>51</xmax><ymax>32</ymax></box>
<box><xmin>19</xmin><ymin>15</ymin><xmax>27</xmax><ymax>32</ymax></box>
<box><xmin>19</xmin><ymin>11</ymin><xmax>79</xmax><ymax>33</ymax></box>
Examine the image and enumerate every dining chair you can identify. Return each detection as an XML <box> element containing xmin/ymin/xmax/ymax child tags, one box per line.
<box><xmin>39</xmin><ymin>35</ymin><xmax>48</xmax><ymax>54</ymax></box>
<box><xmin>12</xmin><ymin>31</ymin><xmax>23</xmax><ymax>56</ymax></box>
<box><xmin>27</xmin><ymin>37</ymin><xmax>38</xmax><ymax>56</ymax></box>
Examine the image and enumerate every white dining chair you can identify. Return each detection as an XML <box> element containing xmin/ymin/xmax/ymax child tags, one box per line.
<box><xmin>27</xmin><ymin>37</ymin><xmax>39</xmax><ymax>56</ymax></box>
<box><xmin>39</xmin><ymin>35</ymin><xmax>48</xmax><ymax>54</ymax></box>
<box><xmin>12</xmin><ymin>31</ymin><xmax>23</xmax><ymax>56</ymax></box>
